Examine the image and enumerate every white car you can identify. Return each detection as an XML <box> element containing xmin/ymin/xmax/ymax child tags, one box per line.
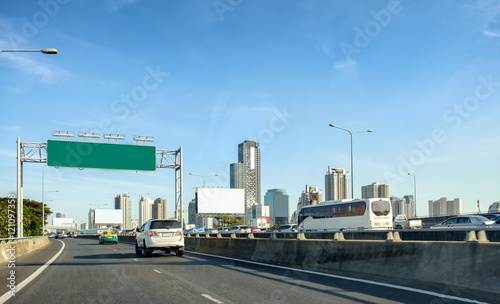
<box><xmin>228</xmin><ymin>225</ymin><xmax>251</xmax><ymax>233</ymax></box>
<box><xmin>135</xmin><ymin>219</ymin><xmax>184</xmax><ymax>257</ymax></box>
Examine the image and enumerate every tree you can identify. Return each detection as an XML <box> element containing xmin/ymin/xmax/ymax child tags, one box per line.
<box><xmin>0</xmin><ymin>197</ymin><xmax>52</xmax><ymax>238</ymax></box>
<box><xmin>215</xmin><ymin>214</ymin><xmax>242</xmax><ymax>228</ymax></box>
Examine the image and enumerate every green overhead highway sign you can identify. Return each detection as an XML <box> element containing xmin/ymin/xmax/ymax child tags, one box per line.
<box><xmin>46</xmin><ymin>140</ymin><xmax>156</xmax><ymax>171</ymax></box>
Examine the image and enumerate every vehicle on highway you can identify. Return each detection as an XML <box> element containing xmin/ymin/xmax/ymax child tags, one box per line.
<box><xmin>217</xmin><ymin>227</ymin><xmax>229</xmax><ymax>233</ymax></box>
<box><xmin>298</xmin><ymin>198</ymin><xmax>393</xmax><ymax>232</ymax></box>
<box><xmin>249</xmin><ymin>226</ymin><xmax>261</xmax><ymax>233</ymax></box>
<box><xmin>228</xmin><ymin>225</ymin><xmax>251</xmax><ymax>233</ymax></box>
<box><xmin>135</xmin><ymin>219</ymin><xmax>184</xmax><ymax>257</ymax></box>
<box><xmin>430</xmin><ymin>215</ymin><xmax>495</xmax><ymax>229</ymax></box>
<box><xmin>99</xmin><ymin>230</ymin><xmax>118</xmax><ymax>244</ymax></box>
<box><xmin>204</xmin><ymin>228</ymin><xmax>218</xmax><ymax>234</ymax></box>
<box><xmin>55</xmin><ymin>233</ymin><xmax>65</xmax><ymax>239</ymax></box>
<box><xmin>274</xmin><ymin>224</ymin><xmax>298</xmax><ymax>233</ymax></box>
<box><xmin>393</xmin><ymin>214</ymin><xmax>422</xmax><ymax>229</ymax></box>
<box><xmin>480</xmin><ymin>213</ymin><xmax>500</xmax><ymax>220</ymax></box>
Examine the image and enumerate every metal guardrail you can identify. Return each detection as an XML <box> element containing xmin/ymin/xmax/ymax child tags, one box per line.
<box><xmin>186</xmin><ymin>228</ymin><xmax>500</xmax><ymax>243</ymax></box>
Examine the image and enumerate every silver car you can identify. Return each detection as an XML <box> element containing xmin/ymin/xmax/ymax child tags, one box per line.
<box><xmin>273</xmin><ymin>224</ymin><xmax>298</xmax><ymax>233</ymax></box>
<box><xmin>431</xmin><ymin>215</ymin><xmax>495</xmax><ymax>229</ymax></box>
<box><xmin>135</xmin><ymin>219</ymin><xmax>184</xmax><ymax>256</ymax></box>
<box><xmin>228</xmin><ymin>225</ymin><xmax>251</xmax><ymax>233</ymax></box>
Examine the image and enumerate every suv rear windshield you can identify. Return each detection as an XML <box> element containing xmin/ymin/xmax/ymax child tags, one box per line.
<box><xmin>150</xmin><ymin>220</ymin><xmax>181</xmax><ymax>229</ymax></box>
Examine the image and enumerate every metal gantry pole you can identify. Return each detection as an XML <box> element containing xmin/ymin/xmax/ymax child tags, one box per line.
<box><xmin>17</xmin><ymin>137</ymin><xmax>23</xmax><ymax>238</ymax></box>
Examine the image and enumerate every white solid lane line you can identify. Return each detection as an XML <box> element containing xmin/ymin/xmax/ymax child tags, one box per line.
<box><xmin>0</xmin><ymin>240</ymin><xmax>66</xmax><ymax>304</ymax></box>
<box><xmin>202</xmin><ymin>294</ymin><xmax>224</xmax><ymax>304</ymax></box>
<box><xmin>189</xmin><ymin>251</ymin><xmax>488</xmax><ymax>304</ymax></box>
<box><xmin>153</xmin><ymin>269</ymin><xmax>161</xmax><ymax>273</ymax></box>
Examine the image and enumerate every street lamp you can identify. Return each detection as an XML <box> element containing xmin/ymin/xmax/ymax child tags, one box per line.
<box><xmin>329</xmin><ymin>124</ymin><xmax>373</xmax><ymax>199</ymax></box>
<box><xmin>0</xmin><ymin>48</ymin><xmax>57</xmax><ymax>54</ymax></box>
<box><xmin>408</xmin><ymin>173</ymin><xmax>417</xmax><ymax>218</ymax></box>
<box><xmin>42</xmin><ymin>164</ymin><xmax>59</xmax><ymax>235</ymax></box>
<box><xmin>44</xmin><ymin>190</ymin><xmax>59</xmax><ymax>234</ymax></box>
<box><xmin>189</xmin><ymin>173</ymin><xmax>218</xmax><ymax>187</ymax></box>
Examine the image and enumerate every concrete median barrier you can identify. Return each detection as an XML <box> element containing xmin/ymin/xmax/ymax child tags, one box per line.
<box><xmin>0</xmin><ymin>237</ymin><xmax>50</xmax><ymax>264</ymax></box>
<box><xmin>185</xmin><ymin>236</ymin><xmax>500</xmax><ymax>298</ymax></box>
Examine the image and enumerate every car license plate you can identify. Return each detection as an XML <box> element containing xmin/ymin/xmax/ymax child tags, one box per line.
<box><xmin>162</xmin><ymin>233</ymin><xmax>173</xmax><ymax>237</ymax></box>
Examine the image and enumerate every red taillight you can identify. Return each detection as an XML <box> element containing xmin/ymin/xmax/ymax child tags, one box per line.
<box><xmin>149</xmin><ymin>231</ymin><xmax>158</xmax><ymax>236</ymax></box>
<box><xmin>176</xmin><ymin>231</ymin><xmax>182</xmax><ymax>235</ymax></box>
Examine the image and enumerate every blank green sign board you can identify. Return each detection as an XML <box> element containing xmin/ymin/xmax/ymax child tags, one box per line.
<box><xmin>47</xmin><ymin>140</ymin><xmax>156</xmax><ymax>171</ymax></box>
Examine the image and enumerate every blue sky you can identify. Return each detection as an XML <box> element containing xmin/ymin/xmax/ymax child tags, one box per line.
<box><xmin>1</xmin><ymin>0</ymin><xmax>500</xmax><ymax>225</ymax></box>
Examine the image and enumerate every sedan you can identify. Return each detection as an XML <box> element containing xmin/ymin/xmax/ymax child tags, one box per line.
<box><xmin>431</xmin><ymin>215</ymin><xmax>495</xmax><ymax>229</ymax></box>
<box><xmin>274</xmin><ymin>224</ymin><xmax>298</xmax><ymax>233</ymax></box>
<box><xmin>249</xmin><ymin>226</ymin><xmax>261</xmax><ymax>233</ymax></box>
<box><xmin>228</xmin><ymin>225</ymin><xmax>251</xmax><ymax>233</ymax></box>
<box><xmin>204</xmin><ymin>228</ymin><xmax>218</xmax><ymax>234</ymax></box>
<box><xmin>99</xmin><ymin>230</ymin><xmax>118</xmax><ymax>244</ymax></box>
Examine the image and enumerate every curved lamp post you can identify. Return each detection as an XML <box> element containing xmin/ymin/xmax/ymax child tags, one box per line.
<box><xmin>0</xmin><ymin>48</ymin><xmax>57</xmax><ymax>54</ymax></box>
<box><xmin>329</xmin><ymin>124</ymin><xmax>372</xmax><ymax>199</ymax></box>
<box><xmin>189</xmin><ymin>173</ymin><xmax>218</xmax><ymax>187</ymax></box>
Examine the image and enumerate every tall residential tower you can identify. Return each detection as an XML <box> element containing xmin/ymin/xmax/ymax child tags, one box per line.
<box><xmin>324</xmin><ymin>166</ymin><xmax>350</xmax><ymax>200</ymax></box>
<box><xmin>230</xmin><ymin>140</ymin><xmax>261</xmax><ymax>211</ymax></box>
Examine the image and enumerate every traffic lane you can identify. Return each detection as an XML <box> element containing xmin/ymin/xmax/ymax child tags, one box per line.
<box><xmin>4</xmin><ymin>239</ymin><xmax>491</xmax><ymax>304</ymax></box>
<box><xmin>0</xmin><ymin>239</ymin><xmax>63</xmax><ymax>296</ymax></box>
<box><xmin>4</xmin><ymin>238</ymin><xmax>228</xmax><ymax>304</ymax></box>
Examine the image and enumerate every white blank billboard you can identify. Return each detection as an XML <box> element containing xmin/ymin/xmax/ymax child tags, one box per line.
<box><xmin>95</xmin><ymin>209</ymin><xmax>123</xmax><ymax>224</ymax></box>
<box><xmin>197</xmin><ymin>188</ymin><xmax>245</xmax><ymax>214</ymax></box>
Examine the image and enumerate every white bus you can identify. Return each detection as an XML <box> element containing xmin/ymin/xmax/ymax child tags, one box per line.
<box><xmin>297</xmin><ymin>198</ymin><xmax>393</xmax><ymax>232</ymax></box>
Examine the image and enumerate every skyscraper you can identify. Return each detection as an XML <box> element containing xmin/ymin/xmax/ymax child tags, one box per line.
<box><xmin>361</xmin><ymin>182</ymin><xmax>390</xmax><ymax>199</ymax></box>
<box><xmin>152</xmin><ymin>198</ymin><xmax>168</xmax><ymax>219</ymax></box>
<box><xmin>230</xmin><ymin>140</ymin><xmax>261</xmax><ymax>211</ymax></box>
<box><xmin>264</xmin><ymin>189</ymin><xmax>289</xmax><ymax>225</ymax></box>
<box><xmin>115</xmin><ymin>193</ymin><xmax>132</xmax><ymax>230</ymax></box>
<box><xmin>139</xmin><ymin>196</ymin><xmax>153</xmax><ymax>227</ymax></box>
<box><xmin>428</xmin><ymin>197</ymin><xmax>463</xmax><ymax>217</ymax></box>
<box><xmin>324</xmin><ymin>166</ymin><xmax>350</xmax><ymax>200</ymax></box>
<box><xmin>297</xmin><ymin>185</ymin><xmax>323</xmax><ymax>210</ymax></box>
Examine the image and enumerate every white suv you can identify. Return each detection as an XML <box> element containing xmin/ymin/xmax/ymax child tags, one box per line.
<box><xmin>135</xmin><ymin>219</ymin><xmax>184</xmax><ymax>257</ymax></box>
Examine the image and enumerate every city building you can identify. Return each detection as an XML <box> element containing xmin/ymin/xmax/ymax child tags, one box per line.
<box><xmin>403</xmin><ymin>195</ymin><xmax>416</xmax><ymax>218</ymax></box>
<box><xmin>324</xmin><ymin>166</ymin><xmax>349</xmax><ymax>200</ymax></box>
<box><xmin>230</xmin><ymin>140</ymin><xmax>261</xmax><ymax>220</ymax></box>
<box><xmin>428</xmin><ymin>197</ymin><xmax>463</xmax><ymax>217</ymax></box>
<box><xmin>88</xmin><ymin>208</ymin><xmax>95</xmax><ymax>229</ymax></box>
<box><xmin>188</xmin><ymin>199</ymin><xmax>197</xmax><ymax>225</ymax></box>
<box><xmin>264</xmin><ymin>189</ymin><xmax>289</xmax><ymax>225</ymax></box>
<box><xmin>114</xmin><ymin>193</ymin><xmax>132</xmax><ymax>230</ymax></box>
<box><xmin>361</xmin><ymin>182</ymin><xmax>390</xmax><ymax>199</ymax></box>
<box><xmin>80</xmin><ymin>223</ymin><xmax>88</xmax><ymax>230</ymax></box>
<box><xmin>139</xmin><ymin>196</ymin><xmax>153</xmax><ymax>227</ymax></box>
<box><xmin>56</xmin><ymin>212</ymin><xmax>66</xmax><ymax>218</ymax></box>
<box><xmin>246</xmin><ymin>204</ymin><xmax>270</xmax><ymax>228</ymax></box>
<box><xmin>487</xmin><ymin>202</ymin><xmax>500</xmax><ymax>213</ymax></box>
<box><xmin>152</xmin><ymin>198</ymin><xmax>168</xmax><ymax>220</ymax></box>
<box><xmin>391</xmin><ymin>196</ymin><xmax>414</xmax><ymax>218</ymax></box>
<box><xmin>297</xmin><ymin>185</ymin><xmax>323</xmax><ymax>211</ymax></box>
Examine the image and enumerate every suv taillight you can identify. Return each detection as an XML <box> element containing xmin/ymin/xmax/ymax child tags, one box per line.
<box><xmin>149</xmin><ymin>231</ymin><xmax>158</xmax><ymax>236</ymax></box>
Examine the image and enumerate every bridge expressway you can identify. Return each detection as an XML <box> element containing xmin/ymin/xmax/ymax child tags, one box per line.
<box><xmin>0</xmin><ymin>230</ymin><xmax>498</xmax><ymax>304</ymax></box>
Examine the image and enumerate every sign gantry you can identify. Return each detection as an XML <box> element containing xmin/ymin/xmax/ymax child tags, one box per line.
<box><xmin>16</xmin><ymin>135</ymin><xmax>183</xmax><ymax>238</ymax></box>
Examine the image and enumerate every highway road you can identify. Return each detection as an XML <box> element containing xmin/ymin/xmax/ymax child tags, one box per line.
<box><xmin>0</xmin><ymin>238</ymin><xmax>493</xmax><ymax>304</ymax></box>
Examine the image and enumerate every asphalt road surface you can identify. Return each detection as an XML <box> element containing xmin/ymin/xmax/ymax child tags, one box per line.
<box><xmin>0</xmin><ymin>238</ymin><xmax>493</xmax><ymax>304</ymax></box>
